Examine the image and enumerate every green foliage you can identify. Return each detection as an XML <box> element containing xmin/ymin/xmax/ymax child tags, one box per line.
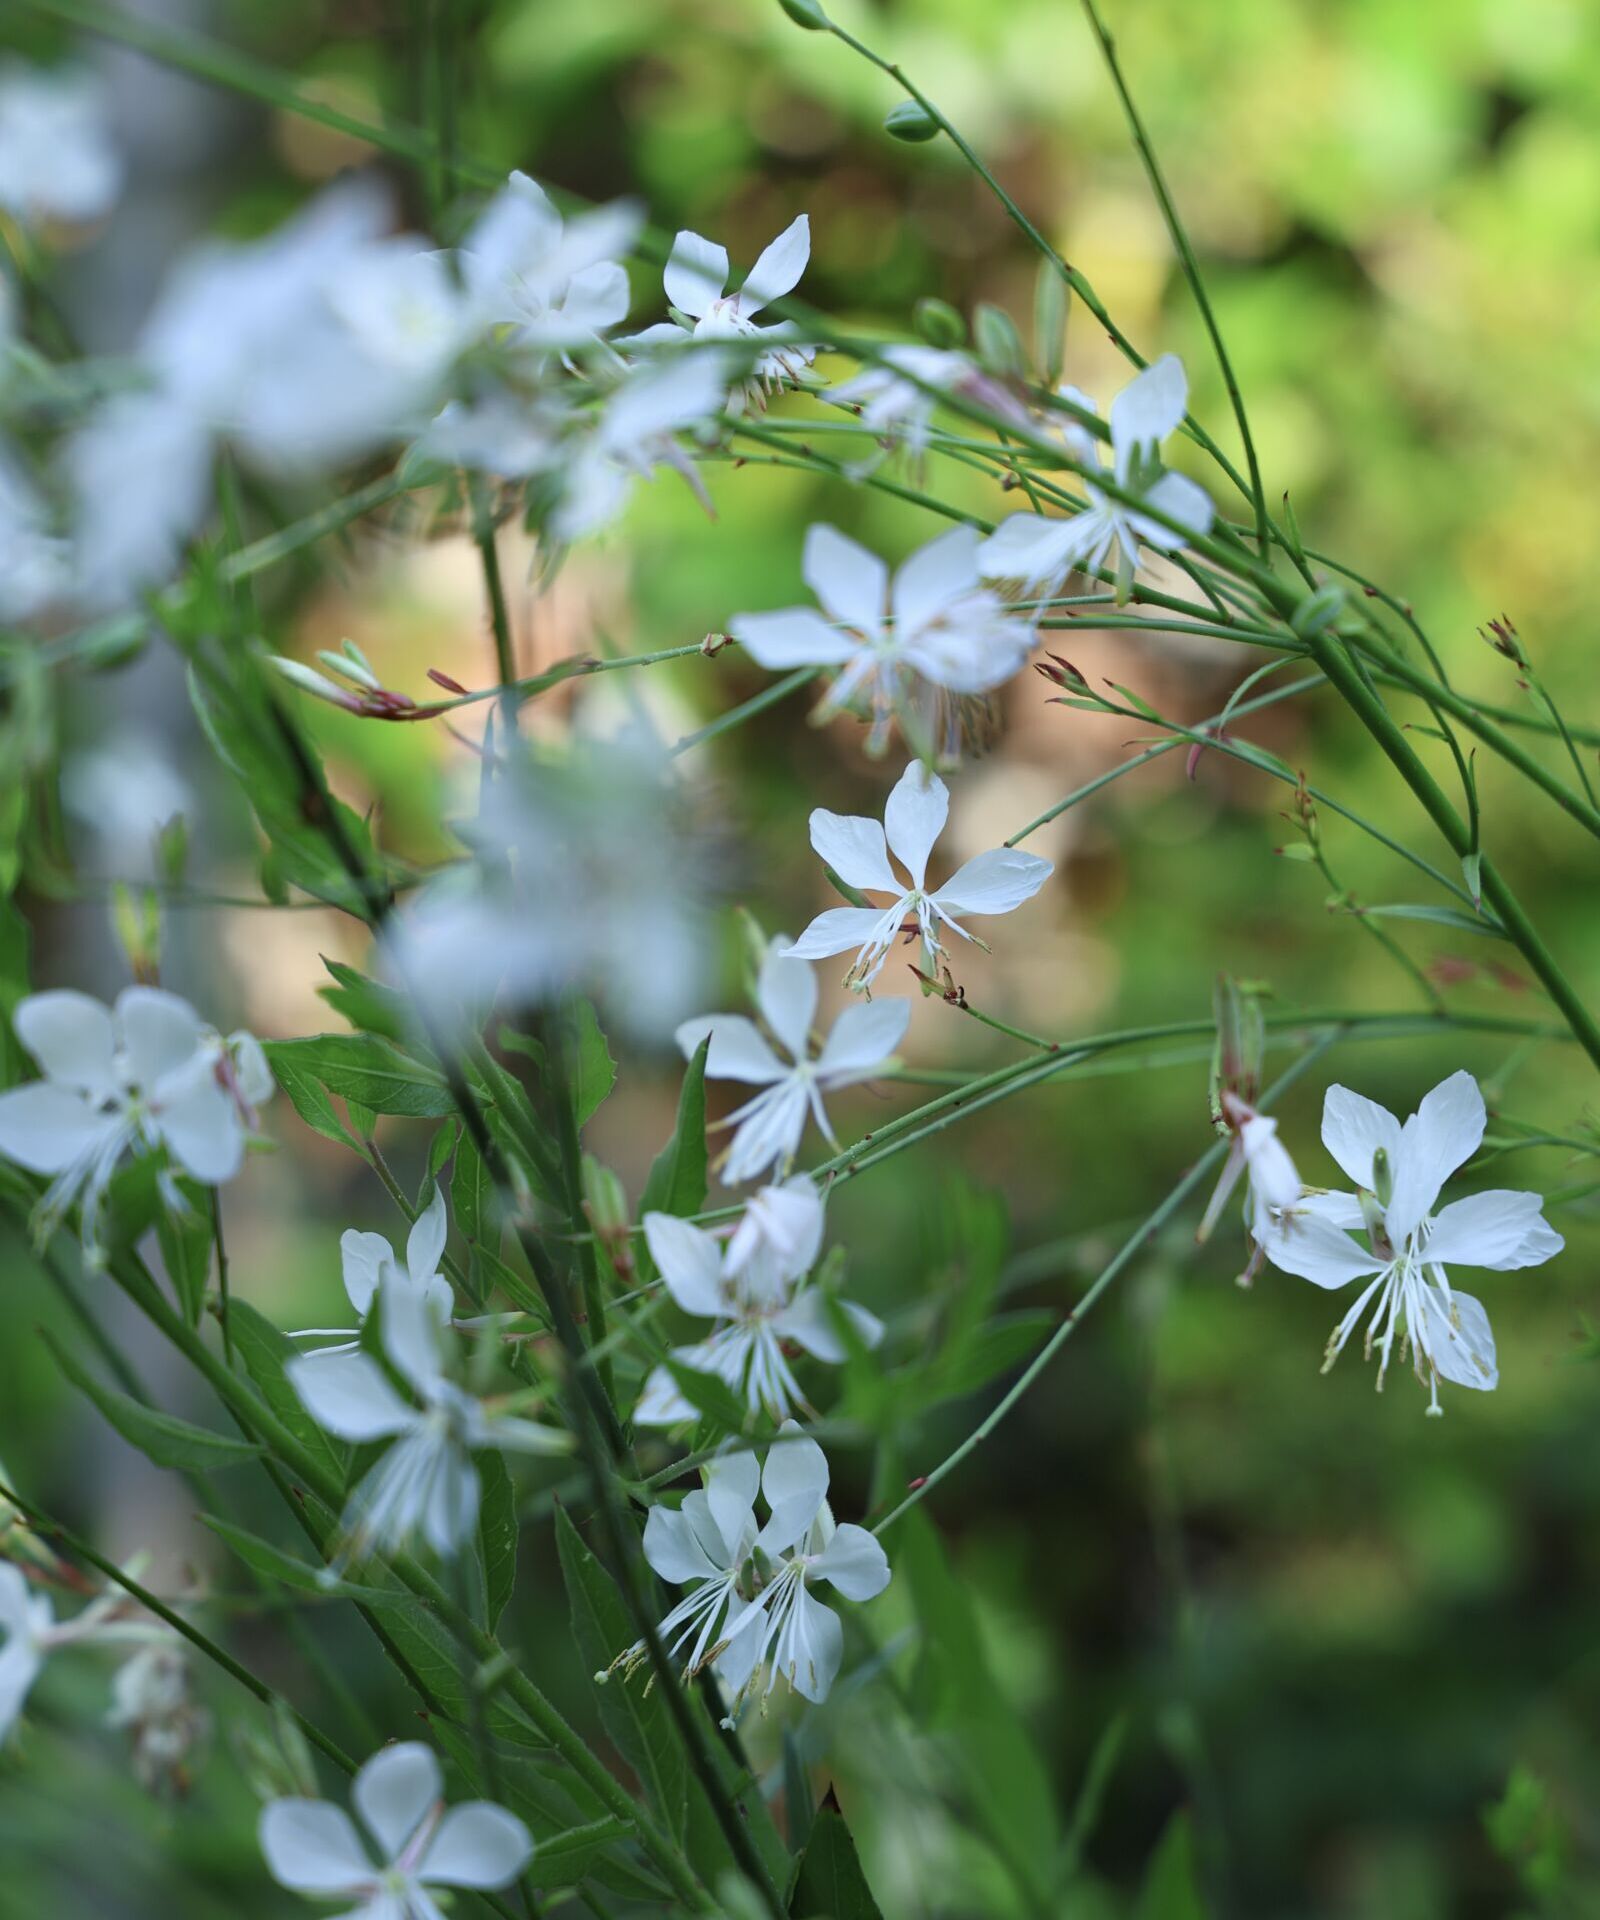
<box><xmin>1134</xmin><ymin>1812</ymin><xmax>1209</xmax><ymax>1920</ymax></box>
<box><xmin>45</xmin><ymin>1332</ymin><xmax>262</xmax><ymax>1472</ymax></box>
<box><xmin>791</xmin><ymin>1805</ymin><xmax>885</xmax><ymax>1919</ymax></box>
<box><xmin>263</xmin><ymin>1034</ymin><xmax>456</xmax><ymax>1119</ymax></box>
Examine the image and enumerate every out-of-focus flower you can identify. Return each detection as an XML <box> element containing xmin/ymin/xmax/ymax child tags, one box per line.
<box><xmin>0</xmin><ymin>1562</ymin><xmax>174</xmax><ymax>1745</ymax></box>
<box><xmin>106</xmin><ymin>1645</ymin><xmax>208</xmax><ymax>1793</ymax></box>
<box><xmin>1254</xmin><ymin>1072</ymin><xmax>1564</xmax><ymax>1413</ymax></box>
<box><xmin>629</xmin><ymin>216</ymin><xmax>814</xmax><ymax>411</ymax></box>
<box><xmin>788</xmin><ymin>762</ymin><xmax>1052</xmax><ymax>991</ymax></box>
<box><xmin>676</xmin><ymin>938</ymin><xmax>909</xmax><ymax>1184</ymax></box>
<box><xmin>0</xmin><ymin>987</ymin><xmax>273</xmax><ymax>1249</ymax></box>
<box><xmin>635</xmin><ymin>1178</ymin><xmax>881</xmax><ymax>1425</ymax></box>
<box><xmin>463</xmin><ymin>171</ymin><xmax>641</xmax><ymax>350</ymax></box>
<box><xmin>388</xmin><ymin>740</ymin><xmax>710</xmax><ymax>1042</ymax></box>
<box><xmin>290</xmin><ymin>1183</ymin><xmax>454</xmax><ymax>1362</ymax></box>
<box><xmin>260</xmin><ymin>1742</ymin><xmax>532</xmax><ymax>1917</ymax></box>
<box><xmin>60</xmin><ymin>731</ymin><xmax>192</xmax><ymax>878</ymax></box>
<box><xmin>0</xmin><ymin>444</ymin><xmax>69</xmax><ymax>622</ymax></box>
<box><xmin>979</xmin><ymin>355</ymin><xmax>1214</xmax><ymax>598</ymax></box>
<box><xmin>628</xmin><ymin>1427</ymin><xmax>889</xmax><ymax>1712</ymax></box>
<box><xmin>731</xmin><ymin>523</ymin><xmax>1033</xmax><ymax>754</ymax></box>
<box><xmin>826</xmin><ymin>344</ymin><xmax>980</xmax><ymax>469</ymax></box>
<box><xmin>0</xmin><ymin>63</ymin><xmax>121</xmax><ymax>227</ymax></box>
<box><xmin>288</xmin><ymin>1265</ymin><xmax>566</xmax><ymax>1562</ymax></box>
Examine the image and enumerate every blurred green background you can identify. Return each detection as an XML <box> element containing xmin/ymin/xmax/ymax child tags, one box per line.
<box><xmin>4</xmin><ymin>0</ymin><xmax>1600</xmax><ymax>1914</ymax></box>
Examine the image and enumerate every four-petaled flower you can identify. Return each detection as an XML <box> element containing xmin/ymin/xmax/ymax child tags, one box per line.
<box><xmin>635</xmin><ymin>1177</ymin><xmax>883</xmax><ymax>1426</ymax></box>
<box><xmin>787</xmin><ymin>762</ymin><xmax>1053</xmax><ymax>991</ymax></box>
<box><xmin>630</xmin><ymin>216</ymin><xmax>814</xmax><ymax>411</ymax></box>
<box><xmin>0</xmin><ymin>987</ymin><xmax>273</xmax><ymax>1250</ymax></box>
<box><xmin>631</xmin><ymin>1427</ymin><xmax>890</xmax><ymax>1711</ymax></box>
<box><xmin>1253</xmin><ymin>1071</ymin><xmax>1564</xmax><ymax>1413</ymax></box>
<box><xmin>291</xmin><ymin>1184</ymin><xmax>455</xmax><ymax>1362</ymax></box>
<box><xmin>731</xmin><ymin>524</ymin><xmax>1034</xmax><ymax>754</ymax></box>
<box><xmin>260</xmin><ymin>1741</ymin><xmax>531</xmax><ymax>1918</ymax></box>
<box><xmin>979</xmin><ymin>355</ymin><xmax>1214</xmax><ymax>600</ymax></box>
<box><xmin>288</xmin><ymin>1260</ymin><xmax>567</xmax><ymax>1562</ymax></box>
<box><xmin>0</xmin><ymin>1561</ymin><xmax>174</xmax><ymax>1745</ymax></box>
<box><xmin>676</xmin><ymin>938</ymin><xmax>910</xmax><ymax>1185</ymax></box>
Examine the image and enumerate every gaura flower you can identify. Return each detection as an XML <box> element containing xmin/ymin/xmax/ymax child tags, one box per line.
<box><xmin>106</xmin><ymin>1644</ymin><xmax>208</xmax><ymax>1793</ymax></box>
<box><xmin>626</xmin><ymin>1427</ymin><xmax>890</xmax><ymax>1713</ymax></box>
<box><xmin>462</xmin><ymin>169</ymin><xmax>642</xmax><ymax>350</ymax></box>
<box><xmin>0</xmin><ymin>62</ymin><xmax>121</xmax><ymax>227</ymax></box>
<box><xmin>1196</xmin><ymin>1090</ymin><xmax>1302</xmax><ymax>1265</ymax></box>
<box><xmin>288</xmin><ymin>1265</ymin><xmax>567</xmax><ymax>1562</ymax></box>
<box><xmin>260</xmin><ymin>1741</ymin><xmax>531</xmax><ymax>1918</ymax></box>
<box><xmin>979</xmin><ymin>355</ymin><xmax>1214</xmax><ymax>600</ymax></box>
<box><xmin>787</xmin><ymin>762</ymin><xmax>1052</xmax><ymax>992</ymax></box>
<box><xmin>825</xmin><ymin>344</ymin><xmax>975</xmax><ymax>471</ymax></box>
<box><xmin>730</xmin><ymin>524</ymin><xmax>1034</xmax><ymax>755</ymax></box>
<box><xmin>676</xmin><ymin>938</ymin><xmax>910</xmax><ymax>1185</ymax></box>
<box><xmin>0</xmin><ymin>988</ymin><xmax>272</xmax><ymax>1249</ymax></box>
<box><xmin>0</xmin><ymin>1561</ymin><xmax>175</xmax><ymax>1745</ymax></box>
<box><xmin>634</xmin><ymin>1178</ymin><xmax>883</xmax><ymax>1426</ymax></box>
<box><xmin>629</xmin><ymin>215</ymin><xmax>814</xmax><ymax>411</ymax></box>
<box><xmin>290</xmin><ymin>1184</ymin><xmax>455</xmax><ymax>1362</ymax></box>
<box><xmin>1254</xmin><ymin>1071</ymin><xmax>1564</xmax><ymax>1413</ymax></box>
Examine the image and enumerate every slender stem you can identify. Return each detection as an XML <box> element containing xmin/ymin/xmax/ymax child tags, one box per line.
<box><xmin>210</xmin><ymin>1187</ymin><xmax>233</xmax><ymax>1365</ymax></box>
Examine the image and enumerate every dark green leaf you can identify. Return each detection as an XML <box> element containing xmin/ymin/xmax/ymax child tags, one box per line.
<box><xmin>476</xmin><ymin>1448</ymin><xmax>519</xmax><ymax>1631</ymax></box>
<box><xmin>791</xmin><ymin>1805</ymin><xmax>885</xmax><ymax>1919</ymax></box>
<box><xmin>1135</xmin><ymin>1810</ymin><xmax>1209</xmax><ymax>1920</ymax></box>
<box><xmin>639</xmin><ymin>1037</ymin><xmax>709</xmax><ymax>1230</ymax></box>
<box><xmin>453</xmin><ymin>1135</ymin><xmax>493</xmax><ymax>1245</ymax></box>
<box><xmin>568</xmin><ymin>999</ymin><xmax>616</xmax><ymax>1125</ymax></box>
<box><xmin>264</xmin><ymin>1034</ymin><xmax>456</xmax><ymax>1117</ymax></box>
<box><xmin>201</xmin><ymin>1516</ymin><xmax>415</xmax><ymax>1608</ymax></box>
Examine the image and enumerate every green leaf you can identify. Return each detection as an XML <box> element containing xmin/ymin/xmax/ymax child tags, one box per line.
<box><xmin>791</xmin><ymin>1805</ymin><xmax>885</xmax><ymax>1919</ymax></box>
<box><xmin>318</xmin><ymin>958</ymin><xmax>411</xmax><ymax>1043</ymax></box>
<box><xmin>264</xmin><ymin>1034</ymin><xmax>456</xmax><ymax>1117</ymax></box>
<box><xmin>553</xmin><ymin>1506</ymin><xmax>686</xmax><ymax>1838</ymax></box>
<box><xmin>46</xmin><ymin>1333</ymin><xmax>262</xmax><ymax>1472</ymax></box>
<box><xmin>269</xmin><ymin>1052</ymin><xmax>366</xmax><ymax>1152</ymax></box>
<box><xmin>453</xmin><ymin>1135</ymin><xmax>493</xmax><ymax>1245</ymax></box>
<box><xmin>568</xmin><ymin>999</ymin><xmax>616</xmax><ymax>1125</ymax></box>
<box><xmin>201</xmin><ymin>1516</ymin><xmax>415</xmax><ymax>1608</ymax></box>
<box><xmin>228</xmin><ymin>1300</ymin><xmax>347</xmax><ymax>1485</ymax></box>
<box><xmin>1354</xmin><ymin>902</ymin><xmax>1508</xmax><ymax>940</ymax></box>
<box><xmin>476</xmin><ymin>1448</ymin><xmax>519</xmax><ymax>1631</ymax></box>
<box><xmin>1134</xmin><ymin>1811</ymin><xmax>1210</xmax><ymax>1920</ymax></box>
<box><xmin>664</xmin><ymin>1358</ymin><xmax>749</xmax><ymax>1436</ymax></box>
<box><xmin>639</xmin><ymin>1036</ymin><xmax>709</xmax><ymax>1226</ymax></box>
<box><xmin>156</xmin><ymin>1187</ymin><xmax>215</xmax><ymax>1327</ymax></box>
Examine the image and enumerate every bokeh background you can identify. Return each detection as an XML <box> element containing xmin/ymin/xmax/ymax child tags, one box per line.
<box><xmin>3</xmin><ymin>0</ymin><xmax>1600</xmax><ymax>1914</ymax></box>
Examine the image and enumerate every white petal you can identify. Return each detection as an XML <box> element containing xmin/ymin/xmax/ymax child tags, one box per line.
<box><xmin>976</xmin><ymin>513</ymin><xmax>1090</xmax><ymax>590</ymax></box>
<box><xmin>725</xmin><ymin>1177</ymin><xmax>825</xmax><ymax>1289</ymax></box>
<box><xmin>288</xmin><ymin>1351</ymin><xmax>415</xmax><ymax>1441</ymax></box>
<box><xmin>758</xmin><ymin>1425</ymin><xmax>829</xmax><ymax>1552</ymax></box>
<box><xmin>808</xmin><ymin>808</ymin><xmax>899</xmax><ymax>895</ymax></box>
<box><xmin>341</xmin><ymin>1230</ymin><xmax>396</xmax><ymax>1317</ymax></box>
<box><xmin>230</xmin><ymin>1031</ymin><xmax>275</xmax><ymax>1107</ymax></box>
<box><xmin>816</xmin><ymin>998</ymin><xmax>910</xmax><ymax>1080</ymax></box>
<box><xmin>738</xmin><ymin>214</ymin><xmax>809</xmax><ymax>315</ymax></box>
<box><xmin>732</xmin><ymin>607</ymin><xmax>859</xmax><ymax>669</ymax></box>
<box><xmin>634</xmin><ymin>1365</ymin><xmax>696</xmax><ymax>1428</ymax></box>
<box><xmin>258</xmin><ymin>1800</ymin><xmax>374</xmax><ymax>1895</ymax></box>
<box><xmin>1420</xmin><ymin>1288</ymin><xmax>1498</xmax><ymax>1392</ymax></box>
<box><xmin>380</xmin><ymin>1268</ymin><xmax>448</xmax><ymax>1399</ymax></box>
<box><xmin>883</xmin><ymin>764</ymin><xmax>948</xmax><ymax>889</ymax></box>
<box><xmin>674</xmin><ymin>1014</ymin><xmax>786</xmax><ymax>1085</ymax></box>
<box><xmin>1109</xmin><ymin>353</ymin><xmax>1187</xmax><ymax>473</ymax></box>
<box><xmin>0</xmin><ymin>1082</ymin><xmax>121</xmax><ymax>1175</ymax></box>
<box><xmin>1423</xmin><ymin>1191</ymin><xmax>1565</xmax><ymax>1271</ymax></box>
<box><xmin>1255</xmin><ymin>1208</ymin><xmax>1385</xmax><ymax>1289</ymax></box>
<box><xmin>755</xmin><ymin>943</ymin><xmax>817</xmax><ymax>1060</ymax></box>
<box><xmin>152</xmin><ymin>1076</ymin><xmax>245</xmax><ymax>1184</ymax></box>
<box><xmin>1320</xmin><ymin>1085</ymin><xmax>1403</xmax><ymax>1193</ymax></box>
<box><xmin>705</xmin><ymin>1450</ymin><xmax>761</xmax><ymax>1557</ymax></box>
<box><xmin>418</xmin><ymin>1803</ymin><xmax>532</xmax><ymax>1889</ymax></box>
<box><xmin>785</xmin><ymin>907</ymin><xmax>895</xmax><ymax>963</ymax></box>
<box><xmin>780</xmin><ymin>1583</ymin><xmax>843</xmax><ymax>1703</ymax></box>
<box><xmin>890</xmin><ymin>525</ymin><xmax>981</xmax><ymax>636</ymax></box>
<box><xmin>353</xmin><ymin>1742</ymin><xmax>440</xmax><ymax>1859</ymax></box>
<box><xmin>931</xmin><ymin>847</ymin><xmax>1052</xmax><ymax>918</ymax></box>
<box><xmin>14</xmin><ymin>991</ymin><xmax>118</xmax><ymax>1094</ymax></box>
<box><xmin>643</xmin><ymin>1213</ymin><xmax>726</xmax><ymax>1318</ymax></box>
<box><xmin>899</xmin><ymin>598</ymin><xmax>1033</xmax><ymax>695</ymax></box>
<box><xmin>663</xmin><ymin>230</ymin><xmax>728</xmax><ymax>318</ymax></box>
<box><xmin>722</xmin><ymin>1079</ymin><xmax>811</xmax><ymax>1186</ymax></box>
<box><xmin>802</xmin><ymin>524</ymin><xmax>887</xmax><ymax>638</ymax></box>
<box><xmin>406</xmin><ymin>1184</ymin><xmax>449</xmax><ymax>1285</ymax></box>
<box><xmin>1126</xmin><ymin>470</ymin><xmax>1213</xmax><ymax>548</ymax></box>
<box><xmin>1388</xmin><ymin>1071</ymin><xmax>1486</xmax><ymax>1245</ymax></box>
<box><xmin>1238</xmin><ymin>1114</ymin><xmax>1300</xmax><ymax>1212</ymax></box>
<box><xmin>808</xmin><ymin>1521</ymin><xmax>890</xmax><ymax>1601</ymax></box>
<box><xmin>771</xmin><ymin>1288</ymin><xmax>882</xmax><ymax>1362</ymax></box>
<box><xmin>644</xmin><ymin>1502</ymin><xmax>725</xmax><ymax>1584</ymax></box>
<box><xmin>420</xmin><ymin>1441</ymin><xmax>481</xmax><ymax>1556</ymax></box>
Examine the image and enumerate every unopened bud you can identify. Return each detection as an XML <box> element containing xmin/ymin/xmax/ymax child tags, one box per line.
<box><xmin>973</xmin><ymin>302</ymin><xmax>1025</xmax><ymax>381</ymax></box>
<box><xmin>1035</xmin><ymin>653</ymin><xmax>1089</xmax><ymax>691</ymax></box>
<box><xmin>776</xmin><ymin>0</ymin><xmax>829</xmax><ymax>27</ymax></box>
<box><xmin>884</xmin><ymin>100</ymin><xmax>940</xmax><ymax>143</ymax></box>
<box><xmin>1290</xmin><ymin>584</ymin><xmax>1346</xmax><ymax>639</ymax></box>
<box><xmin>913</xmin><ymin>297</ymin><xmax>966</xmax><ymax>351</ymax></box>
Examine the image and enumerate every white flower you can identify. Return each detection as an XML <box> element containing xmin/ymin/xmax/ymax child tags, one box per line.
<box><xmin>676</xmin><ymin>938</ymin><xmax>909</xmax><ymax>1185</ymax></box>
<box><xmin>787</xmin><ymin>762</ymin><xmax>1053</xmax><ymax>992</ymax></box>
<box><xmin>328</xmin><ymin>240</ymin><xmax>484</xmax><ymax>384</ymax></box>
<box><xmin>0</xmin><ymin>988</ymin><xmax>273</xmax><ymax>1247</ymax></box>
<box><xmin>0</xmin><ymin>1562</ymin><xmax>173</xmax><ymax>1745</ymax></box>
<box><xmin>629</xmin><ymin>215</ymin><xmax>814</xmax><ymax>411</ymax></box>
<box><xmin>462</xmin><ymin>170</ymin><xmax>641</xmax><ymax>349</ymax></box>
<box><xmin>731</xmin><ymin>524</ymin><xmax>1034</xmax><ymax>754</ymax></box>
<box><xmin>0</xmin><ymin>444</ymin><xmax>69</xmax><ymax>621</ymax></box>
<box><xmin>632</xmin><ymin>1427</ymin><xmax>890</xmax><ymax>1711</ymax></box>
<box><xmin>0</xmin><ymin>63</ymin><xmax>121</xmax><ymax>226</ymax></box>
<box><xmin>826</xmin><ymin>344</ymin><xmax>974</xmax><ymax>468</ymax></box>
<box><xmin>635</xmin><ymin>1178</ymin><xmax>882</xmax><ymax>1425</ymax></box>
<box><xmin>288</xmin><ymin>1264</ymin><xmax>566</xmax><ymax>1562</ymax></box>
<box><xmin>260</xmin><ymin>1741</ymin><xmax>532</xmax><ymax>1917</ymax></box>
<box><xmin>1254</xmin><ymin>1071</ymin><xmax>1565</xmax><ymax>1413</ymax></box>
<box><xmin>1197</xmin><ymin>1090</ymin><xmax>1302</xmax><ymax>1255</ymax></box>
<box><xmin>979</xmin><ymin>355</ymin><xmax>1214</xmax><ymax>598</ymax></box>
<box><xmin>291</xmin><ymin>1184</ymin><xmax>455</xmax><ymax>1361</ymax></box>
<box><xmin>106</xmin><ymin>1644</ymin><xmax>208</xmax><ymax>1791</ymax></box>
<box><xmin>60</xmin><ymin>729</ymin><xmax>192</xmax><ymax>878</ymax></box>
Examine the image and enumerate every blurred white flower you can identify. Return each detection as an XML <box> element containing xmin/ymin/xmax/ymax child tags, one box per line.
<box><xmin>328</xmin><ymin>239</ymin><xmax>483</xmax><ymax>383</ymax></box>
<box><xmin>629</xmin><ymin>215</ymin><xmax>814</xmax><ymax>411</ymax></box>
<box><xmin>260</xmin><ymin>1742</ymin><xmax>532</xmax><ymax>1916</ymax></box>
<box><xmin>1254</xmin><ymin>1071</ymin><xmax>1564</xmax><ymax>1413</ymax></box>
<box><xmin>463</xmin><ymin>171</ymin><xmax>641</xmax><ymax>349</ymax></box>
<box><xmin>0</xmin><ymin>444</ymin><xmax>69</xmax><ymax>622</ymax></box>
<box><xmin>787</xmin><ymin>762</ymin><xmax>1053</xmax><ymax>991</ymax></box>
<box><xmin>0</xmin><ymin>1562</ymin><xmax>173</xmax><ymax>1745</ymax></box>
<box><xmin>826</xmin><ymin>344</ymin><xmax>974</xmax><ymax>469</ymax></box>
<box><xmin>106</xmin><ymin>1644</ymin><xmax>208</xmax><ymax>1792</ymax></box>
<box><xmin>290</xmin><ymin>1183</ymin><xmax>454</xmax><ymax>1361</ymax></box>
<box><xmin>60</xmin><ymin>730</ymin><xmax>192</xmax><ymax>878</ymax></box>
<box><xmin>676</xmin><ymin>938</ymin><xmax>909</xmax><ymax>1185</ymax></box>
<box><xmin>288</xmin><ymin>1263</ymin><xmax>566</xmax><ymax>1562</ymax></box>
<box><xmin>979</xmin><ymin>355</ymin><xmax>1214</xmax><ymax>598</ymax></box>
<box><xmin>388</xmin><ymin>742</ymin><xmax>709</xmax><ymax>1043</ymax></box>
<box><xmin>731</xmin><ymin>523</ymin><xmax>1033</xmax><ymax>754</ymax></box>
<box><xmin>0</xmin><ymin>987</ymin><xmax>273</xmax><ymax>1248</ymax></box>
<box><xmin>635</xmin><ymin>1178</ymin><xmax>882</xmax><ymax>1425</ymax></box>
<box><xmin>0</xmin><ymin>63</ymin><xmax>121</xmax><ymax>227</ymax></box>
<box><xmin>631</xmin><ymin>1427</ymin><xmax>889</xmax><ymax>1711</ymax></box>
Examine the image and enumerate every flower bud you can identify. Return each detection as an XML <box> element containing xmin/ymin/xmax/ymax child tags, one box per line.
<box><xmin>913</xmin><ymin>297</ymin><xmax>966</xmax><ymax>350</ymax></box>
<box><xmin>884</xmin><ymin>100</ymin><xmax>940</xmax><ymax>143</ymax></box>
<box><xmin>776</xmin><ymin>0</ymin><xmax>829</xmax><ymax>27</ymax></box>
<box><xmin>973</xmin><ymin>302</ymin><xmax>1024</xmax><ymax>380</ymax></box>
<box><xmin>1289</xmin><ymin>584</ymin><xmax>1346</xmax><ymax>638</ymax></box>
